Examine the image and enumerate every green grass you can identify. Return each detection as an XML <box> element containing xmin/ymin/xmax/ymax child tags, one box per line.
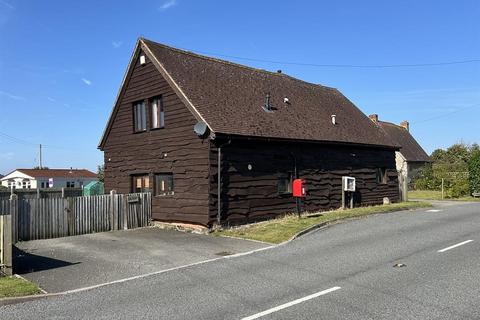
<box><xmin>0</xmin><ymin>276</ymin><xmax>41</xmax><ymax>298</ymax></box>
<box><xmin>213</xmin><ymin>201</ymin><xmax>432</xmax><ymax>244</ymax></box>
<box><xmin>409</xmin><ymin>190</ymin><xmax>480</xmax><ymax>201</ymax></box>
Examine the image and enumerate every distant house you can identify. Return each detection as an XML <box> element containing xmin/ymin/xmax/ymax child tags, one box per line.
<box><xmin>0</xmin><ymin>169</ymin><xmax>98</xmax><ymax>190</ymax></box>
<box><xmin>99</xmin><ymin>38</ymin><xmax>400</xmax><ymax>227</ymax></box>
<box><xmin>369</xmin><ymin>115</ymin><xmax>431</xmax><ymax>200</ymax></box>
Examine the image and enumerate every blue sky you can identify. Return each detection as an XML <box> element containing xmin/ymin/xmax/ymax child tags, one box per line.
<box><xmin>0</xmin><ymin>0</ymin><xmax>479</xmax><ymax>174</ymax></box>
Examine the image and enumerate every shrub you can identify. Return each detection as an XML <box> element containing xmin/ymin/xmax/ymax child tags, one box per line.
<box><xmin>469</xmin><ymin>150</ymin><xmax>480</xmax><ymax>194</ymax></box>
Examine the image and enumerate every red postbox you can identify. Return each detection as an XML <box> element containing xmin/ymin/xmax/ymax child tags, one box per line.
<box><xmin>292</xmin><ymin>179</ymin><xmax>307</xmax><ymax>197</ymax></box>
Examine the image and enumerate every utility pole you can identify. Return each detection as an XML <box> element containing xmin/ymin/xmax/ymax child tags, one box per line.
<box><xmin>39</xmin><ymin>144</ymin><xmax>43</xmax><ymax>169</ymax></box>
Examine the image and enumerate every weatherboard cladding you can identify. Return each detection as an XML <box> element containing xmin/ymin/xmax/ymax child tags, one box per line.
<box><xmin>377</xmin><ymin>121</ymin><xmax>431</xmax><ymax>162</ymax></box>
<box><xmin>139</xmin><ymin>39</ymin><xmax>395</xmax><ymax>148</ymax></box>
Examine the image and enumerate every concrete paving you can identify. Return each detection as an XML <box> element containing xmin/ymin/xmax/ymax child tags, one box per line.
<box><xmin>2</xmin><ymin>201</ymin><xmax>480</xmax><ymax>319</ymax></box>
<box><xmin>13</xmin><ymin>227</ymin><xmax>269</xmax><ymax>293</ymax></box>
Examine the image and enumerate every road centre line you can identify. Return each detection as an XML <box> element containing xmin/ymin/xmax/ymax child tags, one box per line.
<box><xmin>438</xmin><ymin>240</ymin><xmax>473</xmax><ymax>253</ymax></box>
<box><xmin>241</xmin><ymin>286</ymin><xmax>341</xmax><ymax>320</ymax></box>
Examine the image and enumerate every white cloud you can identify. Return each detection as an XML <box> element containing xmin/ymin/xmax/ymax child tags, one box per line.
<box><xmin>47</xmin><ymin>97</ymin><xmax>56</xmax><ymax>102</ymax></box>
<box><xmin>112</xmin><ymin>41</ymin><xmax>123</xmax><ymax>49</ymax></box>
<box><xmin>0</xmin><ymin>1</ymin><xmax>14</xmax><ymax>9</ymax></box>
<box><xmin>158</xmin><ymin>0</ymin><xmax>177</xmax><ymax>11</ymax></box>
<box><xmin>0</xmin><ymin>90</ymin><xmax>26</xmax><ymax>101</ymax></box>
<box><xmin>81</xmin><ymin>78</ymin><xmax>92</xmax><ymax>86</ymax></box>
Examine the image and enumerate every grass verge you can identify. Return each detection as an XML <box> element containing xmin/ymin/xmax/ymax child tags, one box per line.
<box><xmin>214</xmin><ymin>201</ymin><xmax>432</xmax><ymax>244</ymax></box>
<box><xmin>0</xmin><ymin>276</ymin><xmax>41</xmax><ymax>298</ymax></box>
<box><xmin>409</xmin><ymin>190</ymin><xmax>480</xmax><ymax>201</ymax></box>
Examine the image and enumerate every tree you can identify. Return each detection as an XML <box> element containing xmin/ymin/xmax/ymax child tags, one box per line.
<box><xmin>469</xmin><ymin>150</ymin><xmax>480</xmax><ymax>194</ymax></box>
<box><xmin>97</xmin><ymin>164</ymin><xmax>105</xmax><ymax>183</ymax></box>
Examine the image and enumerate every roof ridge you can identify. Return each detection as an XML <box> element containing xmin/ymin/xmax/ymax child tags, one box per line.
<box><xmin>378</xmin><ymin>120</ymin><xmax>404</xmax><ymax>128</ymax></box>
<box><xmin>141</xmin><ymin>38</ymin><xmax>336</xmax><ymax>90</ymax></box>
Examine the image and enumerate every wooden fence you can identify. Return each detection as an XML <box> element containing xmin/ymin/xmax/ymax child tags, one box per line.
<box><xmin>3</xmin><ymin>192</ymin><xmax>151</xmax><ymax>242</ymax></box>
<box><xmin>0</xmin><ymin>188</ymin><xmax>83</xmax><ymax>201</ymax></box>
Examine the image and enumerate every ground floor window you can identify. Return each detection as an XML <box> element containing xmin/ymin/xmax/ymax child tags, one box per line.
<box><xmin>132</xmin><ymin>174</ymin><xmax>150</xmax><ymax>193</ymax></box>
<box><xmin>376</xmin><ymin>168</ymin><xmax>387</xmax><ymax>184</ymax></box>
<box><xmin>66</xmin><ymin>181</ymin><xmax>75</xmax><ymax>188</ymax></box>
<box><xmin>277</xmin><ymin>173</ymin><xmax>293</xmax><ymax>194</ymax></box>
<box><xmin>155</xmin><ymin>173</ymin><xmax>174</xmax><ymax>196</ymax></box>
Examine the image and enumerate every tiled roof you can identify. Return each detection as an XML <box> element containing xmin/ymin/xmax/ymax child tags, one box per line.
<box><xmin>15</xmin><ymin>169</ymin><xmax>97</xmax><ymax>179</ymax></box>
<box><xmin>143</xmin><ymin>39</ymin><xmax>396</xmax><ymax>147</ymax></box>
<box><xmin>377</xmin><ymin>121</ymin><xmax>431</xmax><ymax>162</ymax></box>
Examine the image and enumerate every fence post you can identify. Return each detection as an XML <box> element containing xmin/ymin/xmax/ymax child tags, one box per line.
<box><xmin>441</xmin><ymin>178</ymin><xmax>444</xmax><ymax>200</ymax></box>
<box><xmin>9</xmin><ymin>194</ymin><xmax>18</xmax><ymax>244</ymax></box>
<box><xmin>110</xmin><ymin>190</ymin><xmax>117</xmax><ymax>231</ymax></box>
<box><xmin>1</xmin><ymin>212</ymin><xmax>13</xmax><ymax>276</ymax></box>
<box><xmin>61</xmin><ymin>187</ymin><xmax>65</xmax><ymax>198</ymax></box>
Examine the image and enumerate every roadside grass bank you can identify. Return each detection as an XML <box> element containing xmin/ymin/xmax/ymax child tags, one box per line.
<box><xmin>0</xmin><ymin>276</ymin><xmax>41</xmax><ymax>298</ymax></box>
<box><xmin>214</xmin><ymin>201</ymin><xmax>432</xmax><ymax>244</ymax></box>
<box><xmin>409</xmin><ymin>190</ymin><xmax>480</xmax><ymax>201</ymax></box>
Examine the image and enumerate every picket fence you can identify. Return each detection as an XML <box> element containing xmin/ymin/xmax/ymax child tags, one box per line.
<box><xmin>0</xmin><ymin>192</ymin><xmax>151</xmax><ymax>242</ymax></box>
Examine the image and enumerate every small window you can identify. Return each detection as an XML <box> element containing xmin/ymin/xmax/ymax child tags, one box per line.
<box><xmin>376</xmin><ymin>168</ymin><xmax>387</xmax><ymax>184</ymax></box>
<box><xmin>155</xmin><ymin>174</ymin><xmax>174</xmax><ymax>196</ymax></box>
<box><xmin>133</xmin><ymin>101</ymin><xmax>147</xmax><ymax>132</ymax></box>
<box><xmin>277</xmin><ymin>173</ymin><xmax>293</xmax><ymax>194</ymax></box>
<box><xmin>132</xmin><ymin>174</ymin><xmax>150</xmax><ymax>193</ymax></box>
<box><xmin>150</xmin><ymin>96</ymin><xmax>165</xmax><ymax>129</ymax></box>
<box><xmin>66</xmin><ymin>181</ymin><xmax>75</xmax><ymax>188</ymax></box>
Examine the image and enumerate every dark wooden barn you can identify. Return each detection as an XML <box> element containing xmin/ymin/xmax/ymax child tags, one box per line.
<box><xmin>99</xmin><ymin>38</ymin><xmax>400</xmax><ymax>227</ymax></box>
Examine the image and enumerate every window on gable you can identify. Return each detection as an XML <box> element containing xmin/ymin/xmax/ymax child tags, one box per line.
<box><xmin>155</xmin><ymin>173</ymin><xmax>174</xmax><ymax>196</ymax></box>
<box><xmin>150</xmin><ymin>96</ymin><xmax>165</xmax><ymax>129</ymax></box>
<box><xmin>133</xmin><ymin>101</ymin><xmax>147</xmax><ymax>132</ymax></box>
<box><xmin>376</xmin><ymin>168</ymin><xmax>387</xmax><ymax>184</ymax></box>
<box><xmin>277</xmin><ymin>173</ymin><xmax>293</xmax><ymax>194</ymax></box>
<box><xmin>132</xmin><ymin>174</ymin><xmax>150</xmax><ymax>193</ymax></box>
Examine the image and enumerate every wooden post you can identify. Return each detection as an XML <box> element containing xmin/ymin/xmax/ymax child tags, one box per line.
<box><xmin>1</xmin><ymin>214</ymin><xmax>13</xmax><ymax>276</ymax></box>
<box><xmin>341</xmin><ymin>178</ymin><xmax>345</xmax><ymax>209</ymax></box>
<box><xmin>9</xmin><ymin>194</ymin><xmax>18</xmax><ymax>244</ymax></box>
<box><xmin>37</xmin><ymin>187</ymin><xmax>40</xmax><ymax>199</ymax></box>
<box><xmin>61</xmin><ymin>187</ymin><xmax>65</xmax><ymax>198</ymax></box>
<box><xmin>441</xmin><ymin>178</ymin><xmax>444</xmax><ymax>200</ymax></box>
<box><xmin>110</xmin><ymin>190</ymin><xmax>117</xmax><ymax>231</ymax></box>
<box><xmin>123</xmin><ymin>196</ymin><xmax>128</xmax><ymax>230</ymax></box>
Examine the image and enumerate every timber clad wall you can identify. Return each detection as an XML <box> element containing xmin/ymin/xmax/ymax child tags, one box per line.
<box><xmin>103</xmin><ymin>51</ymin><xmax>210</xmax><ymax>225</ymax></box>
<box><xmin>210</xmin><ymin>140</ymin><xmax>399</xmax><ymax>225</ymax></box>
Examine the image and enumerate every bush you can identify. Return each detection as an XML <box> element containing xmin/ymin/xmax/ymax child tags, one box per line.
<box><xmin>446</xmin><ymin>179</ymin><xmax>470</xmax><ymax>198</ymax></box>
<box><xmin>469</xmin><ymin>151</ymin><xmax>480</xmax><ymax>194</ymax></box>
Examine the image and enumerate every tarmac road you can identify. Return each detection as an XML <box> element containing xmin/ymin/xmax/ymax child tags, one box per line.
<box><xmin>2</xmin><ymin>201</ymin><xmax>479</xmax><ymax>319</ymax></box>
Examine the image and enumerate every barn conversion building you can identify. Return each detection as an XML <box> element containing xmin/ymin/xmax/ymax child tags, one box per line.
<box><xmin>99</xmin><ymin>38</ymin><xmax>400</xmax><ymax>227</ymax></box>
<box><xmin>369</xmin><ymin>114</ymin><xmax>431</xmax><ymax>200</ymax></box>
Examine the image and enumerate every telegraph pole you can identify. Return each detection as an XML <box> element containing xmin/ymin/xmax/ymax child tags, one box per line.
<box><xmin>39</xmin><ymin>144</ymin><xmax>43</xmax><ymax>169</ymax></box>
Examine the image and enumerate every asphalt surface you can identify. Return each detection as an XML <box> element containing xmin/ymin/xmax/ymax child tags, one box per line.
<box><xmin>2</xmin><ymin>201</ymin><xmax>480</xmax><ymax>319</ymax></box>
<box><xmin>13</xmin><ymin>227</ymin><xmax>269</xmax><ymax>292</ymax></box>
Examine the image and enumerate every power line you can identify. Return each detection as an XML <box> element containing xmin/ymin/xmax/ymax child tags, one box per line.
<box><xmin>179</xmin><ymin>47</ymin><xmax>480</xmax><ymax>69</ymax></box>
<box><xmin>412</xmin><ymin>103</ymin><xmax>480</xmax><ymax>124</ymax></box>
<box><xmin>0</xmin><ymin>131</ymin><xmax>67</xmax><ymax>150</ymax></box>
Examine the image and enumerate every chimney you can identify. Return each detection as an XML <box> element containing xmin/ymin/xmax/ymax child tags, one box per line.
<box><xmin>369</xmin><ymin>114</ymin><xmax>378</xmax><ymax>123</ymax></box>
<box><xmin>400</xmin><ymin>121</ymin><xmax>409</xmax><ymax>131</ymax></box>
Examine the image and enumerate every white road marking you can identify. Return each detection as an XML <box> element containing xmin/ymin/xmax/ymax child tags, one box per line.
<box><xmin>241</xmin><ymin>286</ymin><xmax>341</xmax><ymax>320</ymax></box>
<box><xmin>426</xmin><ymin>209</ymin><xmax>442</xmax><ymax>212</ymax></box>
<box><xmin>438</xmin><ymin>240</ymin><xmax>473</xmax><ymax>253</ymax></box>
